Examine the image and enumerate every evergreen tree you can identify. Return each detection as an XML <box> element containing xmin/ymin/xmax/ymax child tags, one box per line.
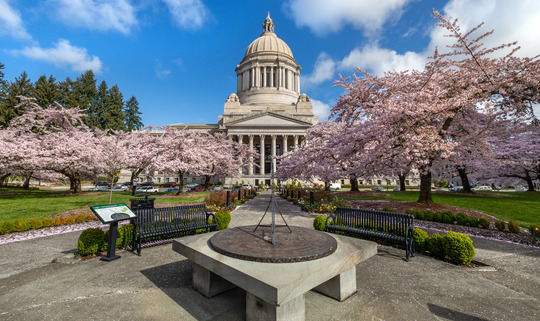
<box><xmin>57</xmin><ymin>77</ymin><xmax>77</xmax><ymax>108</ymax></box>
<box><xmin>124</xmin><ymin>96</ymin><xmax>143</xmax><ymax>131</ymax></box>
<box><xmin>0</xmin><ymin>62</ymin><xmax>7</xmax><ymax>127</ymax></box>
<box><xmin>32</xmin><ymin>75</ymin><xmax>58</xmax><ymax>108</ymax></box>
<box><xmin>93</xmin><ymin>80</ymin><xmax>109</xmax><ymax>129</ymax></box>
<box><xmin>73</xmin><ymin>70</ymin><xmax>97</xmax><ymax>128</ymax></box>
<box><xmin>104</xmin><ymin>84</ymin><xmax>125</xmax><ymax>130</ymax></box>
<box><xmin>0</xmin><ymin>71</ymin><xmax>33</xmax><ymax>127</ymax></box>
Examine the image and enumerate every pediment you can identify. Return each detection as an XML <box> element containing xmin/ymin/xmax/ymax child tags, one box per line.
<box><xmin>226</xmin><ymin>112</ymin><xmax>312</xmax><ymax>128</ymax></box>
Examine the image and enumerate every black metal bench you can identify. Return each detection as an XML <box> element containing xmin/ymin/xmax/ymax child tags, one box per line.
<box><xmin>325</xmin><ymin>207</ymin><xmax>415</xmax><ymax>260</ymax></box>
<box><xmin>132</xmin><ymin>204</ymin><xmax>217</xmax><ymax>255</ymax></box>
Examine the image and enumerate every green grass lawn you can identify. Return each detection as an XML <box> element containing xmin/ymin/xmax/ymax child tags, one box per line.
<box><xmin>340</xmin><ymin>191</ymin><xmax>540</xmax><ymax>227</ymax></box>
<box><xmin>0</xmin><ymin>188</ymin><xmax>208</xmax><ymax>223</ymax></box>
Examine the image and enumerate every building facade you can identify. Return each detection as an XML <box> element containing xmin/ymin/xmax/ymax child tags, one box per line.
<box><xmin>164</xmin><ymin>14</ymin><xmax>318</xmax><ymax>187</ymax></box>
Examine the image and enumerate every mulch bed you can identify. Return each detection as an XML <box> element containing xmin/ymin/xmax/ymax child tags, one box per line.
<box><xmin>343</xmin><ymin>198</ymin><xmax>537</xmax><ymax>247</ymax></box>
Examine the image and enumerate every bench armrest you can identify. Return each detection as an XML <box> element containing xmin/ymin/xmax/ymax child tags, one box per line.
<box><xmin>325</xmin><ymin>215</ymin><xmax>335</xmax><ymax>230</ymax></box>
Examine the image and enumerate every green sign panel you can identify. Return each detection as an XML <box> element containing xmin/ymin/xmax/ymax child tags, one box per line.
<box><xmin>90</xmin><ymin>203</ymin><xmax>137</xmax><ymax>224</ymax></box>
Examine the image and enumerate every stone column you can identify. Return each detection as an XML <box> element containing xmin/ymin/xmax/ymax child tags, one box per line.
<box><xmin>238</xmin><ymin>135</ymin><xmax>244</xmax><ymax>175</ymax></box>
<box><xmin>282</xmin><ymin>135</ymin><xmax>288</xmax><ymax>154</ymax></box>
<box><xmin>293</xmin><ymin>135</ymin><xmax>299</xmax><ymax>150</ymax></box>
<box><xmin>271</xmin><ymin>135</ymin><xmax>277</xmax><ymax>173</ymax></box>
<box><xmin>270</xmin><ymin>67</ymin><xmax>274</xmax><ymax>88</ymax></box>
<box><xmin>263</xmin><ymin>67</ymin><xmax>267</xmax><ymax>87</ymax></box>
<box><xmin>237</xmin><ymin>74</ymin><xmax>241</xmax><ymax>93</ymax></box>
<box><xmin>259</xmin><ymin>135</ymin><xmax>265</xmax><ymax>175</ymax></box>
<box><xmin>249</xmin><ymin>135</ymin><xmax>254</xmax><ymax>175</ymax></box>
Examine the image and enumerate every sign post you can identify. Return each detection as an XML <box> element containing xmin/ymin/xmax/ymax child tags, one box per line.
<box><xmin>90</xmin><ymin>203</ymin><xmax>137</xmax><ymax>262</ymax></box>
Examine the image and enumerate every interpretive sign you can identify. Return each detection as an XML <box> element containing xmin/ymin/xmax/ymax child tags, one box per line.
<box><xmin>90</xmin><ymin>203</ymin><xmax>137</xmax><ymax>262</ymax></box>
<box><xmin>90</xmin><ymin>203</ymin><xmax>136</xmax><ymax>224</ymax></box>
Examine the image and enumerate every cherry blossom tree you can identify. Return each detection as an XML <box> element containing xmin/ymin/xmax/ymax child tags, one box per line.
<box><xmin>7</xmin><ymin>98</ymin><xmax>100</xmax><ymax>193</ymax></box>
<box><xmin>331</xmin><ymin>10</ymin><xmax>540</xmax><ymax>203</ymax></box>
<box><xmin>123</xmin><ymin>129</ymin><xmax>159</xmax><ymax>186</ymax></box>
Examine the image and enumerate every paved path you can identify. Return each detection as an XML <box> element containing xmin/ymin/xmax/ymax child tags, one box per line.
<box><xmin>0</xmin><ymin>191</ymin><xmax>539</xmax><ymax>320</ymax></box>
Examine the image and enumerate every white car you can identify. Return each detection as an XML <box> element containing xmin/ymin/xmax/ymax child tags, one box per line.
<box><xmin>137</xmin><ymin>186</ymin><xmax>159</xmax><ymax>192</ymax></box>
<box><xmin>472</xmin><ymin>185</ymin><xmax>492</xmax><ymax>191</ymax></box>
<box><xmin>242</xmin><ymin>184</ymin><xmax>252</xmax><ymax>190</ymax></box>
<box><xmin>330</xmin><ymin>183</ymin><xmax>341</xmax><ymax>191</ymax></box>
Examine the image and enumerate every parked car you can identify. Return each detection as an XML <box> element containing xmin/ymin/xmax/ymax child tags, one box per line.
<box><xmin>139</xmin><ymin>181</ymin><xmax>154</xmax><ymax>187</ymax></box>
<box><xmin>212</xmin><ymin>185</ymin><xmax>223</xmax><ymax>191</ymax></box>
<box><xmin>371</xmin><ymin>186</ymin><xmax>385</xmax><ymax>191</ymax></box>
<box><xmin>392</xmin><ymin>186</ymin><xmax>400</xmax><ymax>191</ymax></box>
<box><xmin>242</xmin><ymin>184</ymin><xmax>252</xmax><ymax>190</ymax></box>
<box><xmin>164</xmin><ymin>188</ymin><xmax>179</xmax><ymax>193</ymax></box>
<box><xmin>232</xmin><ymin>185</ymin><xmax>242</xmax><ymax>191</ymax></box>
<box><xmin>112</xmin><ymin>185</ymin><xmax>128</xmax><ymax>191</ymax></box>
<box><xmin>94</xmin><ymin>181</ymin><xmax>110</xmax><ymax>188</ymax></box>
<box><xmin>189</xmin><ymin>185</ymin><xmax>203</xmax><ymax>192</ymax></box>
<box><xmin>329</xmin><ymin>183</ymin><xmax>341</xmax><ymax>191</ymax></box>
<box><xmin>449</xmin><ymin>186</ymin><xmax>464</xmax><ymax>191</ymax></box>
<box><xmin>472</xmin><ymin>185</ymin><xmax>492</xmax><ymax>191</ymax></box>
<box><xmin>136</xmin><ymin>186</ymin><xmax>159</xmax><ymax>192</ymax></box>
<box><xmin>121</xmin><ymin>181</ymin><xmax>132</xmax><ymax>186</ymax></box>
<box><xmin>160</xmin><ymin>182</ymin><xmax>176</xmax><ymax>188</ymax></box>
<box><xmin>514</xmin><ymin>186</ymin><xmax>526</xmax><ymax>192</ymax></box>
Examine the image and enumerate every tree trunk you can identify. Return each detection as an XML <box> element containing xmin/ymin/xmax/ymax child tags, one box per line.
<box><xmin>417</xmin><ymin>171</ymin><xmax>433</xmax><ymax>203</ymax></box>
<box><xmin>398</xmin><ymin>173</ymin><xmax>407</xmax><ymax>191</ymax></box>
<box><xmin>350</xmin><ymin>175</ymin><xmax>359</xmax><ymax>192</ymax></box>
<box><xmin>69</xmin><ymin>176</ymin><xmax>81</xmax><ymax>194</ymax></box>
<box><xmin>176</xmin><ymin>171</ymin><xmax>185</xmax><ymax>195</ymax></box>
<box><xmin>457</xmin><ymin>166</ymin><xmax>473</xmax><ymax>193</ymax></box>
<box><xmin>525</xmin><ymin>170</ymin><xmax>535</xmax><ymax>192</ymax></box>
<box><xmin>0</xmin><ymin>173</ymin><xmax>11</xmax><ymax>187</ymax></box>
<box><xmin>324</xmin><ymin>181</ymin><xmax>330</xmax><ymax>191</ymax></box>
<box><xmin>204</xmin><ymin>175</ymin><xmax>212</xmax><ymax>191</ymax></box>
<box><xmin>22</xmin><ymin>172</ymin><xmax>32</xmax><ymax>189</ymax></box>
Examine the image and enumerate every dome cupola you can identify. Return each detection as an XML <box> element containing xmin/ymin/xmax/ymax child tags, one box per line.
<box><xmin>235</xmin><ymin>13</ymin><xmax>302</xmax><ymax>106</ymax></box>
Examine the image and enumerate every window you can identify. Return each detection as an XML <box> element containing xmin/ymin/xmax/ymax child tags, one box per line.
<box><xmin>406</xmin><ymin>180</ymin><xmax>410</xmax><ymax>185</ymax></box>
<box><xmin>341</xmin><ymin>180</ymin><xmax>345</xmax><ymax>184</ymax></box>
<box><xmin>157</xmin><ymin>178</ymin><xmax>161</xmax><ymax>183</ymax></box>
<box><xmin>377</xmin><ymin>180</ymin><xmax>382</xmax><ymax>185</ymax></box>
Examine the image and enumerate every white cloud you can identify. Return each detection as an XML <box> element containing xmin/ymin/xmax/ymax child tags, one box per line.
<box><xmin>429</xmin><ymin>0</ymin><xmax>540</xmax><ymax>58</ymax></box>
<box><xmin>13</xmin><ymin>39</ymin><xmax>103</xmax><ymax>73</ymax></box>
<box><xmin>162</xmin><ymin>0</ymin><xmax>209</xmax><ymax>30</ymax></box>
<box><xmin>284</xmin><ymin>0</ymin><xmax>411</xmax><ymax>36</ymax></box>
<box><xmin>0</xmin><ymin>0</ymin><xmax>32</xmax><ymax>40</ymax></box>
<box><xmin>338</xmin><ymin>44</ymin><xmax>426</xmax><ymax>76</ymax></box>
<box><xmin>53</xmin><ymin>0</ymin><xmax>137</xmax><ymax>34</ymax></box>
<box><xmin>311</xmin><ymin>98</ymin><xmax>331</xmax><ymax>121</ymax></box>
<box><xmin>155</xmin><ymin>61</ymin><xmax>171</xmax><ymax>79</ymax></box>
<box><xmin>302</xmin><ymin>52</ymin><xmax>336</xmax><ymax>88</ymax></box>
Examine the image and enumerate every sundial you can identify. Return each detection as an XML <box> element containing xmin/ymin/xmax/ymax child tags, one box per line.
<box><xmin>209</xmin><ymin>163</ymin><xmax>337</xmax><ymax>263</ymax></box>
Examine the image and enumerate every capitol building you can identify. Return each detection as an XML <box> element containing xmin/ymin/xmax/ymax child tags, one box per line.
<box><xmin>141</xmin><ymin>14</ymin><xmax>318</xmax><ymax>187</ymax></box>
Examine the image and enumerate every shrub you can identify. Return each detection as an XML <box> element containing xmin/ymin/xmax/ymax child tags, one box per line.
<box><xmin>53</xmin><ymin>217</ymin><xmax>63</xmax><ymax>226</ymax></box>
<box><xmin>85</xmin><ymin>214</ymin><xmax>95</xmax><ymax>222</ymax></box>
<box><xmin>495</xmin><ymin>220</ymin><xmax>505</xmax><ymax>231</ymax></box>
<box><xmin>313</xmin><ymin>215</ymin><xmax>327</xmax><ymax>231</ymax></box>
<box><xmin>42</xmin><ymin>217</ymin><xmax>53</xmax><ymax>227</ymax></box>
<box><xmin>77</xmin><ymin>228</ymin><xmax>106</xmax><ymax>256</ymax></box>
<box><xmin>75</xmin><ymin>214</ymin><xmax>86</xmax><ymax>223</ymax></box>
<box><xmin>468</xmin><ymin>217</ymin><xmax>479</xmax><ymax>228</ymax></box>
<box><xmin>424</xmin><ymin>210</ymin><xmax>434</xmax><ymax>221</ymax></box>
<box><xmin>427</xmin><ymin>233</ymin><xmax>445</xmax><ymax>259</ymax></box>
<box><xmin>64</xmin><ymin>216</ymin><xmax>75</xmax><ymax>225</ymax></box>
<box><xmin>529</xmin><ymin>224</ymin><xmax>539</xmax><ymax>244</ymax></box>
<box><xmin>456</xmin><ymin>212</ymin><xmax>468</xmax><ymax>225</ymax></box>
<box><xmin>415</xmin><ymin>210</ymin><xmax>425</xmax><ymax>220</ymax></box>
<box><xmin>443</xmin><ymin>231</ymin><xmax>475</xmax><ymax>265</ymax></box>
<box><xmin>433</xmin><ymin>212</ymin><xmax>442</xmax><ymax>223</ymax></box>
<box><xmin>0</xmin><ymin>221</ymin><xmax>16</xmax><ymax>235</ymax></box>
<box><xmin>28</xmin><ymin>218</ymin><xmax>44</xmax><ymax>229</ymax></box>
<box><xmin>508</xmin><ymin>220</ymin><xmax>520</xmax><ymax>233</ymax></box>
<box><xmin>478</xmin><ymin>218</ymin><xmax>490</xmax><ymax>229</ymax></box>
<box><xmin>215</xmin><ymin>209</ymin><xmax>231</xmax><ymax>230</ymax></box>
<box><xmin>205</xmin><ymin>191</ymin><xmax>227</xmax><ymax>209</ymax></box>
<box><xmin>442</xmin><ymin>211</ymin><xmax>456</xmax><ymax>224</ymax></box>
<box><xmin>15</xmin><ymin>220</ymin><xmax>31</xmax><ymax>232</ymax></box>
<box><xmin>414</xmin><ymin>228</ymin><xmax>429</xmax><ymax>254</ymax></box>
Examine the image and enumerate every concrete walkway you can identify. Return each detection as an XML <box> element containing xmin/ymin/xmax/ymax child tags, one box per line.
<box><xmin>0</xmin><ymin>191</ymin><xmax>539</xmax><ymax>320</ymax></box>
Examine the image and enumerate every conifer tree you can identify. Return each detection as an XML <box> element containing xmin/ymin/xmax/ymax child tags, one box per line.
<box><xmin>0</xmin><ymin>71</ymin><xmax>33</xmax><ymax>127</ymax></box>
<box><xmin>104</xmin><ymin>84</ymin><xmax>125</xmax><ymax>130</ymax></box>
<box><xmin>73</xmin><ymin>70</ymin><xmax>98</xmax><ymax>127</ymax></box>
<box><xmin>124</xmin><ymin>96</ymin><xmax>143</xmax><ymax>131</ymax></box>
<box><xmin>32</xmin><ymin>75</ymin><xmax>58</xmax><ymax>108</ymax></box>
<box><xmin>93</xmin><ymin>80</ymin><xmax>109</xmax><ymax>129</ymax></box>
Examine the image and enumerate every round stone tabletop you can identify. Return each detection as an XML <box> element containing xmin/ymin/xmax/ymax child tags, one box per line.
<box><xmin>209</xmin><ymin>225</ymin><xmax>338</xmax><ymax>263</ymax></box>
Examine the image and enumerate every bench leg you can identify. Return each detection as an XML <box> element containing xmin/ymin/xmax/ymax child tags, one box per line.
<box><xmin>313</xmin><ymin>266</ymin><xmax>357</xmax><ymax>302</ymax></box>
<box><xmin>192</xmin><ymin>263</ymin><xmax>236</xmax><ymax>298</ymax></box>
<box><xmin>246</xmin><ymin>292</ymin><xmax>305</xmax><ymax>321</ymax></box>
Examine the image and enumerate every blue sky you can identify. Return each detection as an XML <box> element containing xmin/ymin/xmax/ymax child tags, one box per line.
<box><xmin>1</xmin><ymin>0</ymin><xmax>539</xmax><ymax>126</ymax></box>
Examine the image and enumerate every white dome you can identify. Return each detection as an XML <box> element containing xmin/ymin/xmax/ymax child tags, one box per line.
<box><xmin>243</xmin><ymin>13</ymin><xmax>294</xmax><ymax>59</ymax></box>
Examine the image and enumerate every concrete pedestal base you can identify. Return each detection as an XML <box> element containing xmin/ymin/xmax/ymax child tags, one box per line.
<box><xmin>173</xmin><ymin>229</ymin><xmax>377</xmax><ymax>321</ymax></box>
<box><xmin>246</xmin><ymin>292</ymin><xmax>305</xmax><ymax>321</ymax></box>
<box><xmin>313</xmin><ymin>266</ymin><xmax>357</xmax><ymax>302</ymax></box>
<box><xmin>192</xmin><ymin>263</ymin><xmax>236</xmax><ymax>298</ymax></box>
